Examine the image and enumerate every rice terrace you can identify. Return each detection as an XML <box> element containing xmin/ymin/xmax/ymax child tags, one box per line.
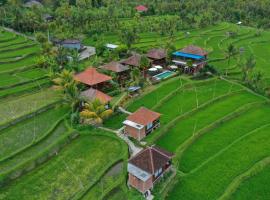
<box><xmin>0</xmin><ymin>1</ymin><xmax>270</xmax><ymax>200</ymax></box>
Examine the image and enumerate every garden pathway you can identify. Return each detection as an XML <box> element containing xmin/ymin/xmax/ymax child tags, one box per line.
<box><xmin>118</xmin><ymin>106</ymin><xmax>132</xmax><ymax>115</ymax></box>
<box><xmin>99</xmin><ymin>126</ymin><xmax>142</xmax><ymax>156</ymax></box>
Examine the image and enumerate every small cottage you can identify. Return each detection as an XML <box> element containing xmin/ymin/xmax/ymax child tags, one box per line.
<box><xmin>101</xmin><ymin>61</ymin><xmax>130</xmax><ymax>84</ymax></box>
<box><xmin>120</xmin><ymin>54</ymin><xmax>142</xmax><ymax>68</ymax></box>
<box><xmin>123</xmin><ymin>107</ymin><xmax>160</xmax><ymax>141</ymax></box>
<box><xmin>128</xmin><ymin>146</ymin><xmax>174</xmax><ymax>197</ymax></box>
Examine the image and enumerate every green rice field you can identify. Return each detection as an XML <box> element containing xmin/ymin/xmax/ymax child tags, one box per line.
<box><xmin>1</xmin><ymin>22</ymin><xmax>270</xmax><ymax>200</ymax></box>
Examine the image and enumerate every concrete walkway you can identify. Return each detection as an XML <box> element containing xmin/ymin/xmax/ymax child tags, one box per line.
<box><xmin>79</xmin><ymin>46</ymin><xmax>96</xmax><ymax>61</ymax></box>
<box><xmin>118</xmin><ymin>106</ymin><xmax>132</xmax><ymax>115</ymax></box>
<box><xmin>99</xmin><ymin>126</ymin><xmax>142</xmax><ymax>156</ymax></box>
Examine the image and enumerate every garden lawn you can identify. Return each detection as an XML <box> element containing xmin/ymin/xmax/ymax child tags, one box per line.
<box><xmin>0</xmin><ymin>133</ymin><xmax>126</xmax><ymax>200</ymax></box>
<box><xmin>179</xmin><ymin>104</ymin><xmax>270</xmax><ymax>173</ymax></box>
<box><xmin>156</xmin><ymin>91</ymin><xmax>263</xmax><ymax>152</ymax></box>
<box><xmin>0</xmin><ymin>88</ymin><xmax>61</xmax><ymax>126</ymax></box>
<box><xmin>167</xmin><ymin>123</ymin><xmax>270</xmax><ymax>200</ymax></box>
<box><xmin>0</xmin><ymin>106</ymin><xmax>69</xmax><ymax>161</ymax></box>
<box><xmin>231</xmin><ymin>166</ymin><xmax>270</xmax><ymax>200</ymax></box>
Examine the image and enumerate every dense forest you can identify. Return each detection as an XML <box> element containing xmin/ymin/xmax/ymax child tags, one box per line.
<box><xmin>1</xmin><ymin>0</ymin><xmax>270</xmax><ymax>39</ymax></box>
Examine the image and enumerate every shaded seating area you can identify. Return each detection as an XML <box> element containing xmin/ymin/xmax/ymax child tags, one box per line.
<box><xmin>123</xmin><ymin>107</ymin><xmax>160</xmax><ymax>141</ymax></box>
<box><xmin>128</xmin><ymin>146</ymin><xmax>174</xmax><ymax>197</ymax></box>
<box><xmin>74</xmin><ymin>68</ymin><xmax>112</xmax><ymax>89</ymax></box>
<box><xmin>101</xmin><ymin>61</ymin><xmax>130</xmax><ymax>84</ymax></box>
<box><xmin>146</xmin><ymin>48</ymin><xmax>167</xmax><ymax>66</ymax></box>
<box><xmin>172</xmin><ymin>45</ymin><xmax>208</xmax><ymax>74</ymax></box>
<box><xmin>120</xmin><ymin>54</ymin><xmax>142</xmax><ymax>68</ymax></box>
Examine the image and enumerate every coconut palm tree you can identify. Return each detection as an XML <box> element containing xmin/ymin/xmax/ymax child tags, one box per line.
<box><xmin>53</xmin><ymin>69</ymin><xmax>80</xmax><ymax>112</ymax></box>
<box><xmin>130</xmin><ymin>68</ymin><xmax>140</xmax><ymax>86</ymax></box>
<box><xmin>80</xmin><ymin>99</ymin><xmax>113</xmax><ymax>125</ymax></box>
<box><xmin>242</xmin><ymin>55</ymin><xmax>256</xmax><ymax>82</ymax></box>
<box><xmin>225</xmin><ymin>44</ymin><xmax>238</xmax><ymax>65</ymax></box>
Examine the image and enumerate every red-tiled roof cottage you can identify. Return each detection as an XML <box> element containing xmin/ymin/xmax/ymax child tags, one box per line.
<box><xmin>123</xmin><ymin>107</ymin><xmax>160</xmax><ymax>140</ymax></box>
<box><xmin>135</xmin><ymin>5</ymin><xmax>148</xmax><ymax>12</ymax></box>
<box><xmin>74</xmin><ymin>68</ymin><xmax>112</xmax><ymax>87</ymax></box>
<box><xmin>128</xmin><ymin>146</ymin><xmax>174</xmax><ymax>196</ymax></box>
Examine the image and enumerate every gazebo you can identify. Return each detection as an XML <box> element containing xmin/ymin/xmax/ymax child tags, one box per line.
<box><xmin>74</xmin><ymin>68</ymin><xmax>112</xmax><ymax>89</ymax></box>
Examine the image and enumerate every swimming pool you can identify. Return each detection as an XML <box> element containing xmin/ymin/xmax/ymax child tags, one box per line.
<box><xmin>153</xmin><ymin>70</ymin><xmax>175</xmax><ymax>80</ymax></box>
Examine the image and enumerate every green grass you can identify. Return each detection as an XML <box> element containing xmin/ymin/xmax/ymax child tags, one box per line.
<box><xmin>127</xmin><ymin>77</ymin><xmax>188</xmax><ymax>112</ymax></box>
<box><xmin>0</xmin><ymin>68</ymin><xmax>47</xmax><ymax>88</ymax></box>
<box><xmin>0</xmin><ymin>89</ymin><xmax>61</xmax><ymax>126</ymax></box>
<box><xmin>0</xmin><ymin>133</ymin><xmax>126</xmax><ymax>200</ymax></box>
<box><xmin>0</xmin><ymin>119</ymin><xmax>69</xmax><ymax>176</ymax></box>
<box><xmin>104</xmin><ymin>112</ymin><xmax>128</xmax><ymax>130</ymax></box>
<box><xmin>0</xmin><ymin>45</ymin><xmax>39</xmax><ymax>60</ymax></box>
<box><xmin>0</xmin><ymin>78</ymin><xmax>51</xmax><ymax>99</ymax></box>
<box><xmin>0</xmin><ymin>56</ymin><xmax>37</xmax><ymax>73</ymax></box>
<box><xmin>81</xmin><ymin>162</ymin><xmax>125</xmax><ymax>200</ymax></box>
<box><xmin>103</xmin><ymin>187</ymin><xmax>128</xmax><ymax>200</ymax></box>
<box><xmin>167</xmin><ymin>123</ymin><xmax>270</xmax><ymax>200</ymax></box>
<box><xmin>0</xmin><ymin>106</ymin><xmax>69</xmax><ymax>161</ymax></box>
<box><xmin>155</xmin><ymin>79</ymin><xmax>242</xmax><ymax>125</ymax></box>
<box><xmin>231</xmin><ymin>166</ymin><xmax>270</xmax><ymax>200</ymax></box>
<box><xmin>156</xmin><ymin>91</ymin><xmax>262</xmax><ymax>152</ymax></box>
<box><xmin>179</xmin><ymin>104</ymin><xmax>270</xmax><ymax>173</ymax></box>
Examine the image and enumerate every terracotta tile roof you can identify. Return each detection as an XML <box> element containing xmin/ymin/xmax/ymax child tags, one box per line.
<box><xmin>180</xmin><ymin>45</ymin><xmax>208</xmax><ymax>56</ymax></box>
<box><xmin>129</xmin><ymin>146</ymin><xmax>174</xmax><ymax>174</ymax></box>
<box><xmin>74</xmin><ymin>68</ymin><xmax>112</xmax><ymax>86</ymax></box>
<box><xmin>80</xmin><ymin>88</ymin><xmax>112</xmax><ymax>103</ymax></box>
<box><xmin>135</xmin><ymin>5</ymin><xmax>148</xmax><ymax>12</ymax></box>
<box><xmin>146</xmin><ymin>48</ymin><xmax>167</xmax><ymax>60</ymax></box>
<box><xmin>127</xmin><ymin>107</ymin><xmax>160</xmax><ymax>126</ymax></box>
<box><xmin>102</xmin><ymin>61</ymin><xmax>129</xmax><ymax>73</ymax></box>
<box><xmin>120</xmin><ymin>54</ymin><xmax>142</xmax><ymax>67</ymax></box>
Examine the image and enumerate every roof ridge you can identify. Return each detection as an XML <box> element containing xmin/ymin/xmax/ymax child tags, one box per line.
<box><xmin>149</xmin><ymin>147</ymin><xmax>155</xmax><ymax>174</ymax></box>
<box><xmin>128</xmin><ymin>148</ymin><xmax>148</xmax><ymax>162</ymax></box>
<box><xmin>152</xmin><ymin>146</ymin><xmax>172</xmax><ymax>159</ymax></box>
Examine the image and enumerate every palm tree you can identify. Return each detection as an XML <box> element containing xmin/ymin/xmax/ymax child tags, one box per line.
<box><xmin>53</xmin><ymin>69</ymin><xmax>80</xmax><ymax>112</ymax></box>
<box><xmin>130</xmin><ymin>68</ymin><xmax>140</xmax><ymax>86</ymax></box>
<box><xmin>80</xmin><ymin>99</ymin><xmax>113</xmax><ymax>125</ymax></box>
<box><xmin>225</xmin><ymin>43</ymin><xmax>238</xmax><ymax>75</ymax></box>
<box><xmin>139</xmin><ymin>55</ymin><xmax>150</xmax><ymax>78</ymax></box>
<box><xmin>242</xmin><ymin>55</ymin><xmax>256</xmax><ymax>82</ymax></box>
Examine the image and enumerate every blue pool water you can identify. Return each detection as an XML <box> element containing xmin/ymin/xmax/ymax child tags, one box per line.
<box><xmin>154</xmin><ymin>70</ymin><xmax>175</xmax><ymax>80</ymax></box>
